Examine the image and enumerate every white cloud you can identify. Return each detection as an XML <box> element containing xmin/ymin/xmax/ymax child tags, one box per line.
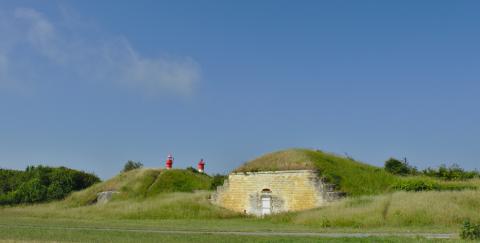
<box><xmin>0</xmin><ymin>7</ymin><xmax>200</xmax><ymax>96</ymax></box>
<box><xmin>14</xmin><ymin>8</ymin><xmax>66</xmax><ymax>63</ymax></box>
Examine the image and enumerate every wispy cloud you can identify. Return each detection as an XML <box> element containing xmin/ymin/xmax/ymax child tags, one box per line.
<box><xmin>0</xmin><ymin>7</ymin><xmax>200</xmax><ymax>96</ymax></box>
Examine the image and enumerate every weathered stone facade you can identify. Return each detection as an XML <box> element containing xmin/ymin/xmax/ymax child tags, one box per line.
<box><xmin>211</xmin><ymin>170</ymin><xmax>343</xmax><ymax>216</ymax></box>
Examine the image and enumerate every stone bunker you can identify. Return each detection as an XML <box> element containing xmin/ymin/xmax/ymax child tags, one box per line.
<box><xmin>211</xmin><ymin>170</ymin><xmax>344</xmax><ymax>216</ymax></box>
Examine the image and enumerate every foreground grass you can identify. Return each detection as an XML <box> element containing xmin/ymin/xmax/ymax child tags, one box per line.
<box><xmin>5</xmin><ymin>191</ymin><xmax>239</xmax><ymax>220</ymax></box>
<box><xmin>2</xmin><ymin>190</ymin><xmax>479</xmax><ymax>232</ymax></box>
<box><xmin>0</xmin><ymin>214</ymin><xmax>462</xmax><ymax>242</ymax></box>
<box><xmin>277</xmin><ymin>190</ymin><xmax>480</xmax><ymax>229</ymax></box>
<box><xmin>1</xmin><ymin>190</ymin><xmax>476</xmax><ymax>242</ymax></box>
<box><xmin>0</xmin><ymin>225</ymin><xmax>457</xmax><ymax>243</ymax></box>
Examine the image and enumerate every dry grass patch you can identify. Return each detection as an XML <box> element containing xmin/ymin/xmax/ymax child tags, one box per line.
<box><xmin>234</xmin><ymin>149</ymin><xmax>316</xmax><ymax>172</ymax></box>
<box><xmin>290</xmin><ymin>190</ymin><xmax>480</xmax><ymax>228</ymax></box>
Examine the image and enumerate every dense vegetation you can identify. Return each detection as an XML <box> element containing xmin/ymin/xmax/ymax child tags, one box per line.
<box><xmin>461</xmin><ymin>220</ymin><xmax>480</xmax><ymax>240</ymax></box>
<box><xmin>210</xmin><ymin>174</ymin><xmax>228</xmax><ymax>190</ymax></box>
<box><xmin>0</xmin><ymin>166</ymin><xmax>100</xmax><ymax>205</ymax></box>
<box><xmin>384</xmin><ymin>158</ymin><xmax>480</xmax><ymax>180</ymax></box>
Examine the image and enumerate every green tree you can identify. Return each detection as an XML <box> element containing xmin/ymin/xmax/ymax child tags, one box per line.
<box><xmin>0</xmin><ymin>166</ymin><xmax>100</xmax><ymax>205</ymax></box>
<box><xmin>384</xmin><ymin>158</ymin><xmax>410</xmax><ymax>175</ymax></box>
<box><xmin>47</xmin><ymin>181</ymin><xmax>67</xmax><ymax>200</ymax></box>
<box><xmin>15</xmin><ymin>178</ymin><xmax>48</xmax><ymax>203</ymax></box>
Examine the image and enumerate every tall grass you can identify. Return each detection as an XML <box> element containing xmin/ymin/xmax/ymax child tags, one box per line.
<box><xmin>6</xmin><ymin>190</ymin><xmax>479</xmax><ymax>230</ymax></box>
<box><xmin>282</xmin><ymin>190</ymin><xmax>480</xmax><ymax>228</ymax></box>
<box><xmin>306</xmin><ymin>150</ymin><xmax>397</xmax><ymax>196</ymax></box>
<box><xmin>4</xmin><ymin>191</ymin><xmax>241</xmax><ymax>220</ymax></box>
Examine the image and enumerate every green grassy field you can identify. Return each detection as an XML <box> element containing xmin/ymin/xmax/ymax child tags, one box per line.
<box><xmin>0</xmin><ymin>215</ymin><xmax>462</xmax><ymax>242</ymax></box>
<box><xmin>1</xmin><ymin>148</ymin><xmax>479</xmax><ymax>242</ymax></box>
<box><xmin>2</xmin><ymin>189</ymin><xmax>479</xmax><ymax>232</ymax></box>
<box><xmin>0</xmin><ymin>226</ymin><xmax>458</xmax><ymax>243</ymax></box>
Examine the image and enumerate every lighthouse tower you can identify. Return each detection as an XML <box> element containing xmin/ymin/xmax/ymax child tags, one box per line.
<box><xmin>165</xmin><ymin>154</ymin><xmax>173</xmax><ymax>170</ymax></box>
<box><xmin>197</xmin><ymin>159</ymin><xmax>205</xmax><ymax>173</ymax></box>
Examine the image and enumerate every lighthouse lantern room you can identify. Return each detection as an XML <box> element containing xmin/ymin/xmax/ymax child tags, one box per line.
<box><xmin>197</xmin><ymin>159</ymin><xmax>205</xmax><ymax>173</ymax></box>
<box><xmin>165</xmin><ymin>154</ymin><xmax>173</xmax><ymax>169</ymax></box>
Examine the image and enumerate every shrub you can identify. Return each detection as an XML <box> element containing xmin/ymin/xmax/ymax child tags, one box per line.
<box><xmin>15</xmin><ymin>178</ymin><xmax>48</xmax><ymax>203</ymax></box>
<box><xmin>393</xmin><ymin>178</ymin><xmax>439</xmax><ymax>192</ymax></box>
<box><xmin>122</xmin><ymin>160</ymin><xmax>143</xmax><ymax>172</ymax></box>
<box><xmin>0</xmin><ymin>166</ymin><xmax>100</xmax><ymax>205</ymax></box>
<box><xmin>210</xmin><ymin>174</ymin><xmax>227</xmax><ymax>190</ymax></box>
<box><xmin>47</xmin><ymin>181</ymin><xmax>68</xmax><ymax>200</ymax></box>
<box><xmin>461</xmin><ymin>220</ymin><xmax>480</xmax><ymax>240</ymax></box>
<box><xmin>186</xmin><ymin>166</ymin><xmax>199</xmax><ymax>173</ymax></box>
<box><xmin>423</xmin><ymin>164</ymin><xmax>480</xmax><ymax>181</ymax></box>
<box><xmin>385</xmin><ymin>158</ymin><xmax>411</xmax><ymax>176</ymax></box>
<box><xmin>393</xmin><ymin>177</ymin><xmax>476</xmax><ymax>192</ymax></box>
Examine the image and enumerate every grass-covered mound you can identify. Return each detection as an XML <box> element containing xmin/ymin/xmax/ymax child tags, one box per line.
<box><xmin>2</xmin><ymin>168</ymin><xmax>240</xmax><ymax>220</ymax></box>
<box><xmin>235</xmin><ymin>149</ymin><xmax>479</xmax><ymax>196</ymax></box>
<box><xmin>235</xmin><ymin>149</ymin><xmax>397</xmax><ymax>196</ymax></box>
<box><xmin>65</xmin><ymin>168</ymin><xmax>213</xmax><ymax>206</ymax></box>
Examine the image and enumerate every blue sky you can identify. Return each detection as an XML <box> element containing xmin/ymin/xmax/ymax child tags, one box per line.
<box><xmin>1</xmin><ymin>1</ymin><xmax>479</xmax><ymax>178</ymax></box>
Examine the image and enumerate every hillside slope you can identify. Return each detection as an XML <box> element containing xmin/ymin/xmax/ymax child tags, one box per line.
<box><xmin>235</xmin><ymin>149</ymin><xmax>397</xmax><ymax>196</ymax></box>
<box><xmin>65</xmin><ymin>168</ymin><xmax>212</xmax><ymax>206</ymax></box>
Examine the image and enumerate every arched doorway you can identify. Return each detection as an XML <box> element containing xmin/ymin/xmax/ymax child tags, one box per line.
<box><xmin>261</xmin><ymin>189</ymin><xmax>272</xmax><ymax>215</ymax></box>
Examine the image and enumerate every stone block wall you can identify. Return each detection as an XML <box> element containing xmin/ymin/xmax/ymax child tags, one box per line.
<box><xmin>211</xmin><ymin>170</ymin><xmax>342</xmax><ymax>216</ymax></box>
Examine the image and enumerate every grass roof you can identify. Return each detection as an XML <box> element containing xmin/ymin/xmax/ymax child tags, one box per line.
<box><xmin>234</xmin><ymin>148</ymin><xmax>397</xmax><ymax>196</ymax></box>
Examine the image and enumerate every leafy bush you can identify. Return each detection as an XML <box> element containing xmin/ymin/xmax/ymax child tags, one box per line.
<box><xmin>384</xmin><ymin>158</ymin><xmax>414</xmax><ymax>176</ymax></box>
<box><xmin>15</xmin><ymin>178</ymin><xmax>48</xmax><ymax>203</ymax></box>
<box><xmin>393</xmin><ymin>177</ymin><xmax>476</xmax><ymax>192</ymax></box>
<box><xmin>423</xmin><ymin>164</ymin><xmax>480</xmax><ymax>181</ymax></box>
<box><xmin>0</xmin><ymin>166</ymin><xmax>100</xmax><ymax>205</ymax></box>
<box><xmin>385</xmin><ymin>158</ymin><xmax>479</xmax><ymax>181</ymax></box>
<box><xmin>461</xmin><ymin>220</ymin><xmax>480</xmax><ymax>240</ymax></box>
<box><xmin>122</xmin><ymin>160</ymin><xmax>143</xmax><ymax>172</ymax></box>
<box><xmin>210</xmin><ymin>174</ymin><xmax>227</xmax><ymax>190</ymax></box>
<box><xmin>393</xmin><ymin>178</ymin><xmax>439</xmax><ymax>191</ymax></box>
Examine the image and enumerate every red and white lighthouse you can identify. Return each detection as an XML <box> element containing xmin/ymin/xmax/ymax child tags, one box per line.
<box><xmin>197</xmin><ymin>159</ymin><xmax>205</xmax><ymax>173</ymax></box>
<box><xmin>165</xmin><ymin>154</ymin><xmax>173</xmax><ymax>169</ymax></box>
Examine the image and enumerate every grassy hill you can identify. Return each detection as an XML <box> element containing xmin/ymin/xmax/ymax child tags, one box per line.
<box><xmin>65</xmin><ymin>168</ymin><xmax>213</xmax><ymax>207</ymax></box>
<box><xmin>2</xmin><ymin>168</ymin><xmax>240</xmax><ymax>220</ymax></box>
<box><xmin>235</xmin><ymin>149</ymin><xmax>397</xmax><ymax>196</ymax></box>
<box><xmin>1</xmin><ymin>150</ymin><xmax>479</xmax><ymax>232</ymax></box>
<box><xmin>234</xmin><ymin>148</ymin><xmax>478</xmax><ymax>196</ymax></box>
